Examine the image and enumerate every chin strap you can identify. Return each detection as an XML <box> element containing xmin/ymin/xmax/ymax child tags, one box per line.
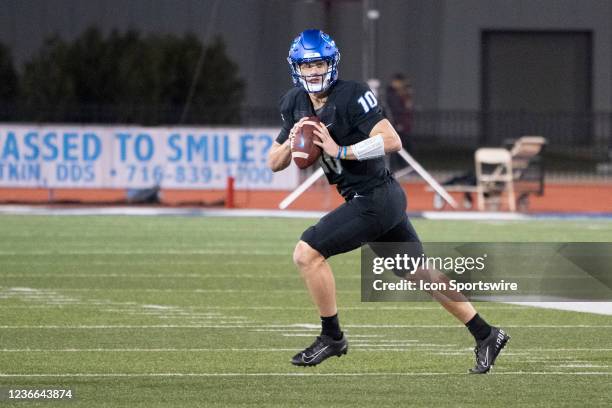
<box><xmin>352</xmin><ymin>134</ymin><xmax>385</xmax><ymax>161</ymax></box>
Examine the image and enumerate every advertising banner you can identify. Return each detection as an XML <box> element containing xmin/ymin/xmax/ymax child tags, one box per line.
<box><xmin>0</xmin><ymin>125</ymin><xmax>297</xmax><ymax>190</ymax></box>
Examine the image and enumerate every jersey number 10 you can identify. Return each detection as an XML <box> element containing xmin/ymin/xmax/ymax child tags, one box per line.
<box><xmin>357</xmin><ymin>91</ymin><xmax>378</xmax><ymax>113</ymax></box>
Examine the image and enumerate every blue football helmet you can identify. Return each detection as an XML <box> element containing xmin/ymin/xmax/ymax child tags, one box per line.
<box><xmin>287</xmin><ymin>29</ymin><xmax>341</xmax><ymax>93</ymax></box>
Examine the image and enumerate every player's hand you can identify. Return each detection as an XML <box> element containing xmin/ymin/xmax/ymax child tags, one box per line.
<box><xmin>312</xmin><ymin>122</ymin><xmax>340</xmax><ymax>157</ymax></box>
<box><xmin>288</xmin><ymin>117</ymin><xmax>309</xmax><ymax>150</ymax></box>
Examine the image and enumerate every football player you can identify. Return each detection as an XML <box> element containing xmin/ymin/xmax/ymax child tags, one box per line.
<box><xmin>267</xmin><ymin>29</ymin><xmax>509</xmax><ymax>373</ymax></box>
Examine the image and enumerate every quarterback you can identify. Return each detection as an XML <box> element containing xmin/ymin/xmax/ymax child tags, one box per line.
<box><xmin>267</xmin><ymin>29</ymin><xmax>509</xmax><ymax>373</ymax></box>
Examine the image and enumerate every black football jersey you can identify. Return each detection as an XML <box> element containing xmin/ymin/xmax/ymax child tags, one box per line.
<box><xmin>276</xmin><ymin>80</ymin><xmax>392</xmax><ymax>199</ymax></box>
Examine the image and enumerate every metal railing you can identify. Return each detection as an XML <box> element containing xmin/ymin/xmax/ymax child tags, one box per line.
<box><xmin>1</xmin><ymin>103</ymin><xmax>610</xmax><ymax>176</ymax></box>
<box><xmin>410</xmin><ymin>110</ymin><xmax>611</xmax><ymax>153</ymax></box>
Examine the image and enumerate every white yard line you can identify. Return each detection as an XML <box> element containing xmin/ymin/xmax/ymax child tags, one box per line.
<box><xmin>0</xmin><ymin>305</ymin><xmax>529</xmax><ymax>310</ymax></box>
<box><xmin>6</xmin><ymin>204</ymin><xmax>610</xmax><ymax>221</ymax></box>
<box><xmin>0</xmin><ymin>249</ymin><xmax>285</xmax><ymax>255</ymax></box>
<box><xmin>551</xmin><ymin>364</ymin><xmax>609</xmax><ymax>368</ymax></box>
<box><xmin>0</xmin><ymin>348</ymin><xmax>451</xmax><ymax>353</ymax></box>
<box><xmin>502</xmin><ymin>301</ymin><xmax>612</xmax><ymax>316</ymax></box>
<box><xmin>4</xmin><ymin>288</ymin><xmax>612</xmax><ymax>315</ymax></box>
<box><xmin>0</xmin><ymin>347</ymin><xmax>460</xmax><ymax>353</ymax></box>
<box><xmin>0</xmin><ymin>371</ymin><xmax>610</xmax><ymax>378</ymax></box>
<box><xmin>1</xmin><ymin>288</ymin><xmax>318</xmax><ymax>293</ymax></box>
<box><xmin>0</xmin><ymin>288</ymin><xmax>255</xmax><ymax>328</ymax></box>
<box><xmin>346</xmin><ymin>324</ymin><xmax>612</xmax><ymax>328</ymax></box>
<box><xmin>1</xmin><ymin>273</ymin><xmax>261</xmax><ymax>278</ymax></box>
<box><xmin>0</xmin><ymin>206</ymin><xmax>330</xmax><ymax>218</ymax></box>
<box><xmin>2</xmin><ymin>324</ymin><xmax>612</xmax><ymax>329</ymax></box>
<box><xmin>0</xmin><ymin>348</ymin><xmax>299</xmax><ymax>352</ymax></box>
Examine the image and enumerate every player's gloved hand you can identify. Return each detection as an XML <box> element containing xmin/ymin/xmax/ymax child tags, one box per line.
<box><xmin>312</xmin><ymin>122</ymin><xmax>340</xmax><ymax>157</ymax></box>
<box><xmin>289</xmin><ymin>117</ymin><xmax>310</xmax><ymax>150</ymax></box>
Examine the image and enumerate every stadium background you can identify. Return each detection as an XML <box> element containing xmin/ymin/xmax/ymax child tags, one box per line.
<box><xmin>0</xmin><ymin>0</ymin><xmax>611</xmax><ymax>212</ymax></box>
<box><xmin>0</xmin><ymin>2</ymin><xmax>611</xmax><ymax>407</ymax></box>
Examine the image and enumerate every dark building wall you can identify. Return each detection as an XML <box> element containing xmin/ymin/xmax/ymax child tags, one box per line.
<box><xmin>437</xmin><ymin>0</ymin><xmax>612</xmax><ymax>110</ymax></box>
<box><xmin>1</xmin><ymin>0</ymin><xmax>611</xmax><ymax>110</ymax></box>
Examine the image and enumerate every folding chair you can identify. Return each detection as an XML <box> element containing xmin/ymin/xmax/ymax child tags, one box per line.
<box><xmin>507</xmin><ymin>136</ymin><xmax>546</xmax><ymax>210</ymax></box>
<box><xmin>475</xmin><ymin>148</ymin><xmax>516</xmax><ymax>212</ymax></box>
<box><xmin>427</xmin><ymin>136</ymin><xmax>546</xmax><ymax>211</ymax></box>
<box><xmin>509</xmin><ymin>136</ymin><xmax>546</xmax><ymax>172</ymax></box>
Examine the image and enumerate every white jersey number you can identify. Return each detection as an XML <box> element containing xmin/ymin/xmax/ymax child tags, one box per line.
<box><xmin>357</xmin><ymin>91</ymin><xmax>378</xmax><ymax>113</ymax></box>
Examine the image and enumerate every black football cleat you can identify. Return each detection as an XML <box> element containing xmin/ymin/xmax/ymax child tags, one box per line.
<box><xmin>469</xmin><ymin>327</ymin><xmax>510</xmax><ymax>374</ymax></box>
<box><xmin>291</xmin><ymin>334</ymin><xmax>348</xmax><ymax>367</ymax></box>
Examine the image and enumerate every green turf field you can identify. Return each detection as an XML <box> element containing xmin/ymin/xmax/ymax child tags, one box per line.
<box><xmin>1</xmin><ymin>215</ymin><xmax>611</xmax><ymax>407</ymax></box>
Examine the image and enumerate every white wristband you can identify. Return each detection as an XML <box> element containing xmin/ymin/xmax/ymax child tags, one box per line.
<box><xmin>352</xmin><ymin>134</ymin><xmax>385</xmax><ymax>161</ymax></box>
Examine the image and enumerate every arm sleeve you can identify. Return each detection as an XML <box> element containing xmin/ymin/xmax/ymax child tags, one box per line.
<box><xmin>275</xmin><ymin>94</ymin><xmax>295</xmax><ymax>144</ymax></box>
<box><xmin>348</xmin><ymin>82</ymin><xmax>385</xmax><ymax>137</ymax></box>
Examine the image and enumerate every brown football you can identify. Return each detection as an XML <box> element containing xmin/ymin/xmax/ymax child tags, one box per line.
<box><xmin>291</xmin><ymin>116</ymin><xmax>322</xmax><ymax>169</ymax></box>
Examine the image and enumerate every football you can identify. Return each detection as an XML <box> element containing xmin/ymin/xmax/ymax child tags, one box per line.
<box><xmin>291</xmin><ymin>116</ymin><xmax>322</xmax><ymax>169</ymax></box>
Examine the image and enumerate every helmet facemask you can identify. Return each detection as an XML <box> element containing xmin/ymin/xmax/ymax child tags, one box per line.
<box><xmin>292</xmin><ymin>58</ymin><xmax>337</xmax><ymax>93</ymax></box>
